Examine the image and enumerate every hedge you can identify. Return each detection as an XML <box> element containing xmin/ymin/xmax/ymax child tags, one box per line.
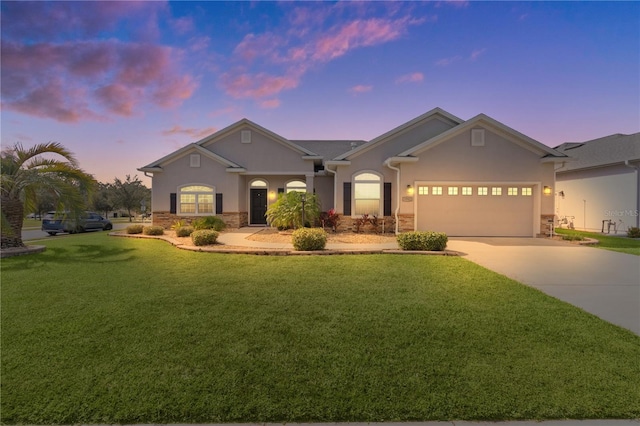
<box><xmin>291</xmin><ymin>228</ymin><xmax>327</xmax><ymax>251</ymax></box>
<box><xmin>396</xmin><ymin>231</ymin><xmax>448</xmax><ymax>251</ymax></box>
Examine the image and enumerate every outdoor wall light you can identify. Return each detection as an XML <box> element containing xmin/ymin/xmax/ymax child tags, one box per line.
<box><xmin>268</xmin><ymin>191</ymin><xmax>276</xmax><ymax>200</ymax></box>
<box><xmin>406</xmin><ymin>185</ymin><xmax>414</xmax><ymax>196</ymax></box>
<box><xmin>543</xmin><ymin>186</ymin><xmax>552</xmax><ymax>196</ymax></box>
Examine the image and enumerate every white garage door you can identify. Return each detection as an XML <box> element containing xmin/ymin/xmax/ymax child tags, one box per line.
<box><xmin>416</xmin><ymin>184</ymin><xmax>535</xmax><ymax>237</ymax></box>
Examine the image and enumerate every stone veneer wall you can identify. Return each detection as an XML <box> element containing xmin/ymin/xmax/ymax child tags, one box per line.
<box><xmin>152</xmin><ymin>211</ymin><xmax>248</xmax><ymax>229</ymax></box>
<box><xmin>334</xmin><ymin>215</ymin><xmax>397</xmax><ymax>233</ymax></box>
<box><xmin>540</xmin><ymin>214</ymin><xmax>555</xmax><ymax>236</ymax></box>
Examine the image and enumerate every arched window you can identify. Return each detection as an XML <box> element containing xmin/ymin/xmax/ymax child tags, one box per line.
<box><xmin>250</xmin><ymin>179</ymin><xmax>267</xmax><ymax>188</ymax></box>
<box><xmin>354</xmin><ymin>172</ymin><xmax>381</xmax><ymax>216</ymax></box>
<box><xmin>285</xmin><ymin>180</ymin><xmax>306</xmax><ymax>193</ymax></box>
<box><xmin>179</xmin><ymin>185</ymin><xmax>214</xmax><ymax>214</ymax></box>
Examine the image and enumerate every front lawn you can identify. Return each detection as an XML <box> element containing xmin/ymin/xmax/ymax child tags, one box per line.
<box><xmin>2</xmin><ymin>233</ymin><xmax>639</xmax><ymax>424</ymax></box>
<box><xmin>555</xmin><ymin>228</ymin><xmax>640</xmax><ymax>255</ymax></box>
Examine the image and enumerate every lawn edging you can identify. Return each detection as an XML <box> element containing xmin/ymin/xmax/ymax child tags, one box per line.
<box><xmin>109</xmin><ymin>232</ymin><xmax>461</xmax><ymax>256</ymax></box>
<box><xmin>0</xmin><ymin>245</ymin><xmax>46</xmax><ymax>258</ymax></box>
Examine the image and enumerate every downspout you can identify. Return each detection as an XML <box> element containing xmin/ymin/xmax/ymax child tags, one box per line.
<box><xmin>325</xmin><ymin>165</ymin><xmax>338</xmax><ymax>213</ymax></box>
<box><xmin>624</xmin><ymin>160</ymin><xmax>640</xmax><ymax>228</ymax></box>
<box><xmin>384</xmin><ymin>159</ymin><xmax>401</xmax><ymax>235</ymax></box>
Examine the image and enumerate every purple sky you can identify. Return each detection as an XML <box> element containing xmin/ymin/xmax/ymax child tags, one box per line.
<box><xmin>2</xmin><ymin>1</ymin><xmax>638</xmax><ymax>186</ymax></box>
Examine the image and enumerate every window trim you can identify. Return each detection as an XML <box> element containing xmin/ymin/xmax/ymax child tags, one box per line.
<box><xmin>352</xmin><ymin>171</ymin><xmax>382</xmax><ymax>217</ymax></box>
<box><xmin>178</xmin><ymin>184</ymin><xmax>215</xmax><ymax>216</ymax></box>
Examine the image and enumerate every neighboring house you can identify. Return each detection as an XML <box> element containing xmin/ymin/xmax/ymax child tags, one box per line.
<box><xmin>554</xmin><ymin>133</ymin><xmax>640</xmax><ymax>233</ymax></box>
<box><xmin>138</xmin><ymin>108</ymin><xmax>568</xmax><ymax>237</ymax></box>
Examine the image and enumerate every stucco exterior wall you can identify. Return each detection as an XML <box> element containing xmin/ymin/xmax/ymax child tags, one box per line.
<box><xmin>556</xmin><ymin>164</ymin><xmax>639</xmax><ymax>232</ymax></box>
<box><xmin>400</xmin><ymin>127</ymin><xmax>556</xmax><ymax>216</ymax></box>
<box><xmin>201</xmin><ymin>128</ymin><xmax>314</xmax><ymax>173</ymax></box>
<box><xmin>151</xmin><ymin>151</ymin><xmax>240</xmax><ymax>212</ymax></box>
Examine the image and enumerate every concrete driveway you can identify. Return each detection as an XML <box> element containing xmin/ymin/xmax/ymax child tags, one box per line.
<box><xmin>447</xmin><ymin>238</ymin><xmax>640</xmax><ymax>335</ymax></box>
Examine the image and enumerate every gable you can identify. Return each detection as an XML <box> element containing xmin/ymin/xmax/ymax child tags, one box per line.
<box><xmin>199</xmin><ymin>121</ymin><xmax>316</xmax><ymax>173</ymax></box>
<box><xmin>336</xmin><ymin>108</ymin><xmax>463</xmax><ymax>161</ymax></box>
<box><xmin>398</xmin><ymin>114</ymin><xmax>568</xmax><ymax>161</ymax></box>
<box><xmin>139</xmin><ymin>143</ymin><xmax>242</xmax><ymax>173</ymax></box>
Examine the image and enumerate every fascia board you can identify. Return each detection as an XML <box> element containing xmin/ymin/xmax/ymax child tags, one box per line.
<box><xmin>335</xmin><ymin>108</ymin><xmax>464</xmax><ymax>161</ymax></box>
<box><xmin>385</xmin><ymin>156</ymin><xmax>419</xmax><ymax>164</ymax></box>
<box><xmin>324</xmin><ymin>160</ymin><xmax>351</xmax><ymax>167</ymax></box>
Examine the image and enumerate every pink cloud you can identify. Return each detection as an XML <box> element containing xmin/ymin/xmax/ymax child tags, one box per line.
<box><xmin>396</xmin><ymin>72</ymin><xmax>424</xmax><ymax>84</ymax></box>
<box><xmin>435</xmin><ymin>55</ymin><xmax>462</xmax><ymax>66</ymax></box>
<box><xmin>470</xmin><ymin>48</ymin><xmax>487</xmax><ymax>61</ymax></box>
<box><xmin>221</xmin><ymin>10</ymin><xmax>428</xmax><ymax>108</ymax></box>
<box><xmin>162</xmin><ymin>125</ymin><xmax>218</xmax><ymax>139</ymax></box>
<box><xmin>259</xmin><ymin>99</ymin><xmax>281</xmax><ymax>109</ymax></box>
<box><xmin>221</xmin><ymin>72</ymin><xmax>299</xmax><ymax>99</ymax></box>
<box><xmin>349</xmin><ymin>85</ymin><xmax>373</xmax><ymax>95</ymax></box>
<box><xmin>1</xmin><ymin>39</ymin><xmax>196</xmax><ymax>122</ymax></box>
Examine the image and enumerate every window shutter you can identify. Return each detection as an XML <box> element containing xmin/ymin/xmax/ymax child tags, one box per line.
<box><xmin>343</xmin><ymin>182</ymin><xmax>351</xmax><ymax>216</ymax></box>
<box><xmin>170</xmin><ymin>193</ymin><xmax>176</xmax><ymax>214</ymax></box>
<box><xmin>384</xmin><ymin>182</ymin><xmax>392</xmax><ymax>216</ymax></box>
<box><xmin>216</xmin><ymin>193</ymin><xmax>223</xmax><ymax>214</ymax></box>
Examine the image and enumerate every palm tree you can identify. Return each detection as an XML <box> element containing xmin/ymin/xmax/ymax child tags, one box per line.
<box><xmin>1</xmin><ymin>142</ymin><xmax>96</xmax><ymax>249</ymax></box>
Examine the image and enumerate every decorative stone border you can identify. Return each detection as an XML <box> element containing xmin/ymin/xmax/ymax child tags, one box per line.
<box><xmin>109</xmin><ymin>232</ymin><xmax>460</xmax><ymax>256</ymax></box>
<box><xmin>0</xmin><ymin>245</ymin><xmax>46</xmax><ymax>258</ymax></box>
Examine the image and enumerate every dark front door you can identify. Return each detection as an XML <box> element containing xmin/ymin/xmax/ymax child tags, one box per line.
<box><xmin>250</xmin><ymin>188</ymin><xmax>268</xmax><ymax>225</ymax></box>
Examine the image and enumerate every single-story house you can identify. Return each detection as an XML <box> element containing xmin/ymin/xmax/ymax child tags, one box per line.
<box><xmin>554</xmin><ymin>133</ymin><xmax>640</xmax><ymax>233</ymax></box>
<box><xmin>138</xmin><ymin>108</ymin><xmax>569</xmax><ymax>237</ymax></box>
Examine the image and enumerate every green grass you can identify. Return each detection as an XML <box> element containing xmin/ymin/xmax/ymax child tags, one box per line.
<box><xmin>556</xmin><ymin>228</ymin><xmax>640</xmax><ymax>255</ymax></box>
<box><xmin>2</xmin><ymin>233</ymin><xmax>640</xmax><ymax>424</ymax></box>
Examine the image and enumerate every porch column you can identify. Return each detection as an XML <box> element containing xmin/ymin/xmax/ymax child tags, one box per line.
<box><xmin>305</xmin><ymin>173</ymin><xmax>315</xmax><ymax>194</ymax></box>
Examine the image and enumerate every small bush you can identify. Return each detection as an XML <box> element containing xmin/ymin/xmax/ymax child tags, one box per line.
<box><xmin>193</xmin><ymin>216</ymin><xmax>226</xmax><ymax>232</ymax></box>
<box><xmin>176</xmin><ymin>226</ymin><xmax>194</xmax><ymax>237</ymax></box>
<box><xmin>561</xmin><ymin>232</ymin><xmax>585</xmax><ymax>241</ymax></box>
<box><xmin>126</xmin><ymin>224</ymin><xmax>144</xmax><ymax>234</ymax></box>
<box><xmin>627</xmin><ymin>227</ymin><xmax>640</xmax><ymax>238</ymax></box>
<box><xmin>143</xmin><ymin>226</ymin><xmax>164</xmax><ymax>236</ymax></box>
<box><xmin>292</xmin><ymin>227</ymin><xmax>327</xmax><ymax>251</ymax></box>
<box><xmin>191</xmin><ymin>229</ymin><xmax>219</xmax><ymax>246</ymax></box>
<box><xmin>397</xmin><ymin>231</ymin><xmax>448</xmax><ymax>251</ymax></box>
<box><xmin>171</xmin><ymin>219</ymin><xmax>187</xmax><ymax>230</ymax></box>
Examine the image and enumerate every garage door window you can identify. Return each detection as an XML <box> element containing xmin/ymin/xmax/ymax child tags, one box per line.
<box><xmin>354</xmin><ymin>172</ymin><xmax>381</xmax><ymax>215</ymax></box>
<box><xmin>418</xmin><ymin>186</ymin><xmax>428</xmax><ymax>195</ymax></box>
<box><xmin>448</xmin><ymin>187</ymin><xmax>458</xmax><ymax>195</ymax></box>
<box><xmin>522</xmin><ymin>188</ymin><xmax>532</xmax><ymax>196</ymax></box>
<box><xmin>477</xmin><ymin>187</ymin><xmax>488</xmax><ymax>196</ymax></box>
<box><xmin>492</xmin><ymin>187</ymin><xmax>502</xmax><ymax>196</ymax></box>
<box><xmin>432</xmin><ymin>186</ymin><xmax>443</xmax><ymax>195</ymax></box>
<box><xmin>462</xmin><ymin>187</ymin><xmax>472</xmax><ymax>196</ymax></box>
<box><xmin>508</xmin><ymin>187</ymin><xmax>518</xmax><ymax>196</ymax></box>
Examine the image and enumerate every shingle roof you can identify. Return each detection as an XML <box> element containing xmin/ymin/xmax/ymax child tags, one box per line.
<box><xmin>291</xmin><ymin>140</ymin><xmax>367</xmax><ymax>161</ymax></box>
<box><xmin>554</xmin><ymin>133</ymin><xmax>640</xmax><ymax>172</ymax></box>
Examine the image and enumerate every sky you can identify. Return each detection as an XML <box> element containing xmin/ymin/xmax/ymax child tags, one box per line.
<box><xmin>1</xmin><ymin>1</ymin><xmax>639</xmax><ymax>186</ymax></box>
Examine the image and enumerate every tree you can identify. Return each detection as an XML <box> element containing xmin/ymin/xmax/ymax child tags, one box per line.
<box><xmin>110</xmin><ymin>175</ymin><xmax>149</xmax><ymax>221</ymax></box>
<box><xmin>91</xmin><ymin>182</ymin><xmax>115</xmax><ymax>218</ymax></box>
<box><xmin>265</xmin><ymin>191</ymin><xmax>320</xmax><ymax>229</ymax></box>
<box><xmin>1</xmin><ymin>142</ymin><xmax>96</xmax><ymax>249</ymax></box>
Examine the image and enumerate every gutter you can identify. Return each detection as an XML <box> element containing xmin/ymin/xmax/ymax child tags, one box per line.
<box><xmin>624</xmin><ymin>160</ymin><xmax>640</xmax><ymax>228</ymax></box>
<box><xmin>383</xmin><ymin>159</ymin><xmax>401</xmax><ymax>234</ymax></box>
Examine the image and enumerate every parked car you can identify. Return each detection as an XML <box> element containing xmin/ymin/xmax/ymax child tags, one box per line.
<box><xmin>41</xmin><ymin>211</ymin><xmax>113</xmax><ymax>235</ymax></box>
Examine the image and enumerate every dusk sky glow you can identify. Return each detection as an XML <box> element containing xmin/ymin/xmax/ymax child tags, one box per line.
<box><xmin>1</xmin><ymin>1</ymin><xmax>638</xmax><ymax>186</ymax></box>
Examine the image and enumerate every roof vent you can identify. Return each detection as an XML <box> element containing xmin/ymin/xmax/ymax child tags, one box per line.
<box><xmin>241</xmin><ymin>130</ymin><xmax>251</xmax><ymax>144</ymax></box>
<box><xmin>471</xmin><ymin>129</ymin><xmax>485</xmax><ymax>147</ymax></box>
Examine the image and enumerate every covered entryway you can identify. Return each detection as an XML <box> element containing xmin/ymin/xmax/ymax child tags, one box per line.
<box><xmin>249</xmin><ymin>179</ymin><xmax>268</xmax><ymax>225</ymax></box>
<box><xmin>416</xmin><ymin>183</ymin><xmax>536</xmax><ymax>237</ymax></box>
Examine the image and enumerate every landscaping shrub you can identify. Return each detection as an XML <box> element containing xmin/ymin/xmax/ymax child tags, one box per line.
<box><xmin>191</xmin><ymin>229</ymin><xmax>219</xmax><ymax>246</ymax></box>
<box><xmin>292</xmin><ymin>227</ymin><xmax>327</xmax><ymax>251</ymax></box>
<box><xmin>142</xmin><ymin>226</ymin><xmax>164</xmax><ymax>236</ymax></box>
<box><xmin>125</xmin><ymin>224</ymin><xmax>144</xmax><ymax>234</ymax></box>
<box><xmin>561</xmin><ymin>232</ymin><xmax>585</xmax><ymax>241</ymax></box>
<box><xmin>266</xmin><ymin>191</ymin><xmax>320</xmax><ymax>230</ymax></box>
<box><xmin>192</xmin><ymin>216</ymin><xmax>226</xmax><ymax>232</ymax></box>
<box><xmin>176</xmin><ymin>226</ymin><xmax>194</xmax><ymax>237</ymax></box>
<box><xmin>171</xmin><ymin>219</ymin><xmax>187</xmax><ymax>230</ymax></box>
<box><xmin>397</xmin><ymin>231</ymin><xmax>448</xmax><ymax>251</ymax></box>
<box><xmin>627</xmin><ymin>227</ymin><xmax>640</xmax><ymax>238</ymax></box>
